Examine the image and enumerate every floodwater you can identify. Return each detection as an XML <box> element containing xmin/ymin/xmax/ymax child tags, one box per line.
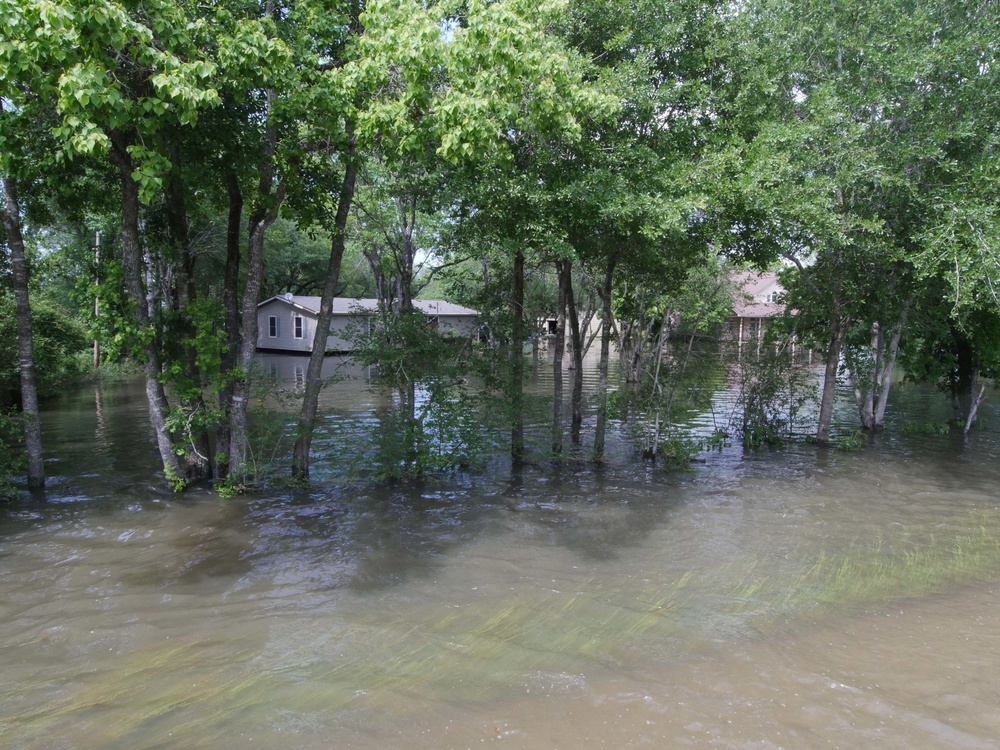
<box><xmin>2</xmin><ymin>353</ymin><xmax>1000</xmax><ymax>749</ymax></box>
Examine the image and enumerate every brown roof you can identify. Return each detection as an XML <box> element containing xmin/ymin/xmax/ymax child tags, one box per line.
<box><xmin>730</xmin><ymin>271</ymin><xmax>785</xmax><ymax>319</ymax></box>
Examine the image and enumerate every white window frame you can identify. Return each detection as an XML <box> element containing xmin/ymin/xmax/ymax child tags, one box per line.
<box><xmin>268</xmin><ymin>315</ymin><xmax>279</xmax><ymax>338</ymax></box>
<box><xmin>294</xmin><ymin>315</ymin><xmax>304</xmax><ymax>339</ymax></box>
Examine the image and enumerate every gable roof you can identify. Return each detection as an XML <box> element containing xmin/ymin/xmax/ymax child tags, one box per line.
<box><xmin>730</xmin><ymin>271</ymin><xmax>785</xmax><ymax>319</ymax></box>
<box><xmin>258</xmin><ymin>294</ymin><xmax>478</xmax><ymax>317</ymax></box>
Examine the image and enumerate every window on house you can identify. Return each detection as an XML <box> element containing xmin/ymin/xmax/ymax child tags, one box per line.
<box><xmin>294</xmin><ymin>315</ymin><xmax>304</xmax><ymax>339</ymax></box>
<box><xmin>268</xmin><ymin>315</ymin><xmax>279</xmax><ymax>338</ymax></box>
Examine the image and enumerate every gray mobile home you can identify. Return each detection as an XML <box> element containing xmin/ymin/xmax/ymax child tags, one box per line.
<box><xmin>256</xmin><ymin>294</ymin><xmax>479</xmax><ymax>353</ymax></box>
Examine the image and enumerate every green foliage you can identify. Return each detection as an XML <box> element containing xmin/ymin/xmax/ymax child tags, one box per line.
<box><xmin>0</xmin><ymin>408</ymin><xmax>26</xmax><ymax>498</ymax></box>
<box><xmin>213</xmin><ymin>381</ymin><xmax>295</xmax><ymax>493</ymax></box>
<box><xmin>837</xmin><ymin>429</ymin><xmax>868</xmax><ymax>452</ymax></box>
<box><xmin>726</xmin><ymin>346</ymin><xmax>812</xmax><ymax>449</ymax></box>
<box><xmin>0</xmin><ymin>290</ymin><xmax>89</xmax><ymax>405</ymax></box>
<box><xmin>611</xmin><ymin>335</ymin><xmax>728</xmax><ymax>468</ymax></box>
<box><xmin>350</xmin><ymin>309</ymin><xmax>499</xmax><ymax>480</ymax></box>
<box><xmin>899</xmin><ymin>421</ymin><xmax>954</xmax><ymax>437</ymax></box>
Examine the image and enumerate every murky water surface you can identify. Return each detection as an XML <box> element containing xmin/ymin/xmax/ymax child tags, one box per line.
<box><xmin>2</xmin><ymin>355</ymin><xmax>999</xmax><ymax>749</ymax></box>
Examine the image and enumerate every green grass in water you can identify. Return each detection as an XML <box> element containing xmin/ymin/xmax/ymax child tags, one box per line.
<box><xmin>4</xmin><ymin>512</ymin><xmax>1000</xmax><ymax>747</ymax></box>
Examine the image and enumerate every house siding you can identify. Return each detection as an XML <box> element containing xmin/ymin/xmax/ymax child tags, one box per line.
<box><xmin>256</xmin><ymin>296</ymin><xmax>479</xmax><ymax>353</ymax></box>
<box><xmin>257</xmin><ymin>300</ymin><xmax>312</xmax><ymax>353</ymax></box>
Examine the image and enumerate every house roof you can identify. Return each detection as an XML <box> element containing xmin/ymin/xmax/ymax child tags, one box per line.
<box><xmin>730</xmin><ymin>271</ymin><xmax>785</xmax><ymax>319</ymax></box>
<box><xmin>258</xmin><ymin>294</ymin><xmax>479</xmax><ymax>317</ymax></box>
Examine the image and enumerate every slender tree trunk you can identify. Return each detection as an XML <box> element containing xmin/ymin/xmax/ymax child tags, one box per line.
<box><xmin>292</xmin><ymin>150</ymin><xmax>357</xmax><ymax>480</ymax></box>
<box><xmin>108</xmin><ymin>134</ymin><xmax>183</xmax><ymax>486</ymax></box>
<box><xmin>511</xmin><ymin>249</ymin><xmax>525</xmax><ymax>465</ymax></box>
<box><xmin>397</xmin><ymin>193</ymin><xmax>417</xmax><ymax>314</ymax></box>
<box><xmin>852</xmin><ymin>322</ymin><xmax>878</xmax><ymax>430</ymax></box>
<box><xmin>228</xmin><ymin>96</ymin><xmax>286</xmax><ymax>484</ymax></box>
<box><xmin>2</xmin><ymin>176</ymin><xmax>44</xmax><ymax>489</ymax></box>
<box><xmin>648</xmin><ymin>319</ymin><xmax>670</xmax><ymax>459</ymax></box>
<box><xmin>964</xmin><ymin>380</ymin><xmax>986</xmax><ymax>434</ymax></box>
<box><xmin>565</xmin><ymin>263</ymin><xmax>584</xmax><ymax>446</ymax></box>
<box><xmin>216</xmin><ymin>171</ymin><xmax>244</xmax><ymax>479</ymax></box>
<box><xmin>872</xmin><ymin>301</ymin><xmax>910</xmax><ymax>427</ymax></box>
<box><xmin>228</xmin><ymin>192</ymin><xmax>284</xmax><ymax>482</ymax></box>
<box><xmin>592</xmin><ymin>250</ymin><xmax>620</xmax><ymax>462</ymax></box>
<box><xmin>948</xmin><ymin>321</ymin><xmax>980</xmax><ymax>425</ymax></box>
<box><xmin>816</xmin><ymin>315</ymin><xmax>845</xmax><ymax>445</ymax></box>
<box><xmin>551</xmin><ymin>259</ymin><xmax>568</xmax><ymax>455</ymax></box>
<box><xmin>164</xmin><ymin>170</ymin><xmax>211</xmax><ymax>480</ymax></box>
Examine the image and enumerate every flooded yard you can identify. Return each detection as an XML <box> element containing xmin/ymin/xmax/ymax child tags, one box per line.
<box><xmin>2</xmin><ymin>355</ymin><xmax>999</xmax><ymax>748</ymax></box>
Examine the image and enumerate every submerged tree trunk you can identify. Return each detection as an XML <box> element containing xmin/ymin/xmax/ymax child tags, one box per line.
<box><xmin>216</xmin><ymin>171</ymin><xmax>244</xmax><ymax>479</ymax></box>
<box><xmin>511</xmin><ymin>249</ymin><xmax>526</xmax><ymax>465</ymax></box>
<box><xmin>228</xmin><ymin>187</ymin><xmax>285</xmax><ymax>483</ymax></box>
<box><xmin>592</xmin><ymin>250</ymin><xmax>620</xmax><ymax>462</ymax></box>
<box><xmin>164</xmin><ymin>169</ymin><xmax>211</xmax><ymax>481</ymax></box>
<box><xmin>846</xmin><ymin>301</ymin><xmax>910</xmax><ymax>432</ymax></box>
<box><xmin>816</xmin><ymin>315</ymin><xmax>845</xmax><ymax>446</ymax></box>
<box><xmin>292</xmin><ymin>151</ymin><xmax>357</xmax><ymax>480</ymax></box>
<box><xmin>2</xmin><ymin>175</ymin><xmax>44</xmax><ymax>489</ymax></box>
<box><xmin>565</xmin><ymin>262</ymin><xmax>584</xmax><ymax>447</ymax></box>
<box><xmin>964</xmin><ymin>381</ymin><xmax>987</xmax><ymax>434</ymax></box>
<box><xmin>871</xmin><ymin>303</ymin><xmax>908</xmax><ymax>428</ymax></box>
<box><xmin>951</xmin><ymin>323</ymin><xmax>979</xmax><ymax>425</ymax></box>
<box><xmin>228</xmin><ymin>97</ymin><xmax>286</xmax><ymax>485</ymax></box>
<box><xmin>551</xmin><ymin>259</ymin><xmax>568</xmax><ymax>455</ymax></box>
<box><xmin>108</xmin><ymin>133</ymin><xmax>183</xmax><ymax>486</ymax></box>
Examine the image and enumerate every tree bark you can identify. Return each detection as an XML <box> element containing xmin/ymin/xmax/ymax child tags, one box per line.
<box><xmin>215</xmin><ymin>170</ymin><xmax>244</xmax><ymax>479</ymax></box>
<box><xmin>872</xmin><ymin>302</ymin><xmax>909</xmax><ymax>428</ymax></box>
<box><xmin>292</xmin><ymin>149</ymin><xmax>357</xmax><ymax>480</ymax></box>
<box><xmin>108</xmin><ymin>133</ymin><xmax>184</xmax><ymax>486</ymax></box>
<box><xmin>164</xmin><ymin>168</ymin><xmax>211</xmax><ymax>480</ymax></box>
<box><xmin>951</xmin><ymin>322</ymin><xmax>978</xmax><ymax>423</ymax></box>
<box><xmin>551</xmin><ymin>259</ymin><xmax>568</xmax><ymax>455</ymax></box>
<box><xmin>816</xmin><ymin>315</ymin><xmax>844</xmax><ymax>445</ymax></box>
<box><xmin>592</xmin><ymin>250</ymin><xmax>620</xmax><ymax>462</ymax></box>
<box><xmin>964</xmin><ymin>381</ymin><xmax>986</xmax><ymax>434</ymax></box>
<box><xmin>2</xmin><ymin>175</ymin><xmax>44</xmax><ymax>489</ymax></box>
<box><xmin>228</xmin><ymin>183</ymin><xmax>285</xmax><ymax>483</ymax></box>
<box><xmin>565</xmin><ymin>262</ymin><xmax>584</xmax><ymax>446</ymax></box>
<box><xmin>228</xmin><ymin>96</ymin><xmax>286</xmax><ymax>485</ymax></box>
<box><xmin>511</xmin><ymin>249</ymin><xmax>525</xmax><ymax>465</ymax></box>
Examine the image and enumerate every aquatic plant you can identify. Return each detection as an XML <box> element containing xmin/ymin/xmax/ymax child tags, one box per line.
<box><xmin>5</xmin><ymin>511</ymin><xmax>1000</xmax><ymax>747</ymax></box>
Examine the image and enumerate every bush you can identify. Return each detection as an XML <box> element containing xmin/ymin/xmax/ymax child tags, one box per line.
<box><xmin>0</xmin><ymin>409</ymin><xmax>25</xmax><ymax>498</ymax></box>
<box><xmin>0</xmin><ymin>291</ymin><xmax>89</xmax><ymax>406</ymax></box>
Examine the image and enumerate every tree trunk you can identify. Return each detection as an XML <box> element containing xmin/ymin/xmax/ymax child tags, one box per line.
<box><xmin>816</xmin><ymin>315</ymin><xmax>844</xmax><ymax>445</ymax></box>
<box><xmin>872</xmin><ymin>302</ymin><xmax>909</xmax><ymax>428</ymax></box>
<box><xmin>164</xmin><ymin>169</ymin><xmax>211</xmax><ymax>480</ymax></box>
<box><xmin>551</xmin><ymin>259</ymin><xmax>568</xmax><ymax>455</ymax></box>
<box><xmin>511</xmin><ymin>249</ymin><xmax>525</xmax><ymax>465</ymax></box>
<box><xmin>292</xmin><ymin>150</ymin><xmax>357</xmax><ymax>480</ymax></box>
<box><xmin>951</xmin><ymin>322</ymin><xmax>978</xmax><ymax>423</ymax></box>
<box><xmin>228</xmin><ymin>190</ymin><xmax>284</xmax><ymax>483</ymax></box>
<box><xmin>228</xmin><ymin>100</ymin><xmax>286</xmax><ymax>485</ymax></box>
<box><xmin>108</xmin><ymin>134</ymin><xmax>184</xmax><ymax>487</ymax></box>
<box><xmin>2</xmin><ymin>176</ymin><xmax>44</xmax><ymax>490</ymax></box>
<box><xmin>592</xmin><ymin>251</ymin><xmax>620</xmax><ymax>462</ymax></box>
<box><xmin>215</xmin><ymin>171</ymin><xmax>244</xmax><ymax>479</ymax></box>
<box><xmin>964</xmin><ymin>380</ymin><xmax>986</xmax><ymax>434</ymax></box>
<box><xmin>565</xmin><ymin>262</ymin><xmax>584</xmax><ymax>446</ymax></box>
<box><xmin>848</xmin><ymin>322</ymin><xmax>878</xmax><ymax>431</ymax></box>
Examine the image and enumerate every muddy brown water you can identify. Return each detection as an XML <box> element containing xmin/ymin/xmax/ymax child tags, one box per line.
<box><xmin>2</xmin><ymin>356</ymin><xmax>999</xmax><ymax>749</ymax></box>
